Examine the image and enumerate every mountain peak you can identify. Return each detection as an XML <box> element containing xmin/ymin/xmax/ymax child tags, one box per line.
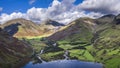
<box><xmin>115</xmin><ymin>14</ymin><xmax>120</xmax><ymax>19</ymax></box>
<box><xmin>42</xmin><ymin>19</ymin><xmax>65</xmax><ymax>26</ymax></box>
<box><xmin>114</xmin><ymin>14</ymin><xmax>120</xmax><ymax>25</ymax></box>
<box><xmin>100</xmin><ymin>14</ymin><xmax>115</xmax><ymax>18</ymax></box>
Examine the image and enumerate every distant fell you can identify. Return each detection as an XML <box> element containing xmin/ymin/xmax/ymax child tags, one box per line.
<box><xmin>0</xmin><ymin>18</ymin><xmax>64</xmax><ymax>38</ymax></box>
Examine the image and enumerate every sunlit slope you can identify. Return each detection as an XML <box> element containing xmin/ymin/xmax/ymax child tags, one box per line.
<box><xmin>0</xmin><ymin>18</ymin><xmax>64</xmax><ymax>38</ymax></box>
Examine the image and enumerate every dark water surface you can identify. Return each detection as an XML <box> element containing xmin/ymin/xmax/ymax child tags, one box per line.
<box><xmin>22</xmin><ymin>60</ymin><xmax>103</xmax><ymax>68</ymax></box>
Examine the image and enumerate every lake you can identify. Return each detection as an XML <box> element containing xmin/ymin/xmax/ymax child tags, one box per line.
<box><xmin>22</xmin><ymin>60</ymin><xmax>103</xmax><ymax>68</ymax></box>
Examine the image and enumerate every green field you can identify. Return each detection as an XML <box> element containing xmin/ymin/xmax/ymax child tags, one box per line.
<box><xmin>23</xmin><ymin>33</ymin><xmax>120</xmax><ymax>68</ymax></box>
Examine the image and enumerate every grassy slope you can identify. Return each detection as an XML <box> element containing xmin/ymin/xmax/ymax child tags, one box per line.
<box><xmin>20</xmin><ymin>16</ymin><xmax>120</xmax><ymax>68</ymax></box>
<box><xmin>93</xmin><ymin>26</ymin><xmax>120</xmax><ymax>68</ymax></box>
<box><xmin>47</xmin><ymin>16</ymin><xmax>120</xmax><ymax>68</ymax></box>
<box><xmin>105</xmin><ymin>57</ymin><xmax>120</xmax><ymax>68</ymax></box>
<box><xmin>47</xmin><ymin>18</ymin><xmax>94</xmax><ymax>43</ymax></box>
<box><xmin>24</xmin><ymin>28</ymin><xmax>120</xmax><ymax>68</ymax></box>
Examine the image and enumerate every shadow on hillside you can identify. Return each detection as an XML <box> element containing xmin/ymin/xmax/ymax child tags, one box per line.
<box><xmin>4</xmin><ymin>23</ymin><xmax>21</xmax><ymax>36</ymax></box>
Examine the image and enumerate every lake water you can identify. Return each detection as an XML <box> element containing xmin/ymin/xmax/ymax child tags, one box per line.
<box><xmin>22</xmin><ymin>60</ymin><xmax>103</xmax><ymax>68</ymax></box>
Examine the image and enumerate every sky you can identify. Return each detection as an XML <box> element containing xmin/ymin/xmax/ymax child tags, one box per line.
<box><xmin>0</xmin><ymin>0</ymin><xmax>120</xmax><ymax>24</ymax></box>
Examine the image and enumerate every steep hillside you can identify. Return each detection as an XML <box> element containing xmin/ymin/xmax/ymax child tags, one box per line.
<box><xmin>48</xmin><ymin>14</ymin><xmax>116</xmax><ymax>42</ymax></box>
<box><xmin>92</xmin><ymin>15</ymin><xmax>120</xmax><ymax>68</ymax></box>
<box><xmin>47</xmin><ymin>14</ymin><xmax>120</xmax><ymax>68</ymax></box>
<box><xmin>0</xmin><ymin>18</ymin><xmax>42</xmax><ymax>38</ymax></box>
<box><xmin>47</xmin><ymin>18</ymin><xmax>95</xmax><ymax>44</ymax></box>
<box><xmin>47</xmin><ymin>14</ymin><xmax>119</xmax><ymax>42</ymax></box>
<box><xmin>0</xmin><ymin>18</ymin><xmax>64</xmax><ymax>38</ymax></box>
<box><xmin>0</xmin><ymin>28</ymin><xmax>33</xmax><ymax>68</ymax></box>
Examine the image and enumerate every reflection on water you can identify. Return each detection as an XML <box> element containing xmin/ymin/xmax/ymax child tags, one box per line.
<box><xmin>22</xmin><ymin>60</ymin><xmax>103</xmax><ymax>68</ymax></box>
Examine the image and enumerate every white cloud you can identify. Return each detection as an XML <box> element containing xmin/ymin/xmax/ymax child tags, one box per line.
<box><xmin>0</xmin><ymin>0</ymin><xmax>120</xmax><ymax>24</ymax></box>
<box><xmin>0</xmin><ymin>7</ymin><xmax>3</xmax><ymax>12</ymax></box>
<box><xmin>0</xmin><ymin>12</ymin><xmax>27</xmax><ymax>24</ymax></box>
<box><xmin>27</xmin><ymin>7</ymin><xmax>47</xmax><ymax>21</ymax></box>
<box><xmin>79</xmin><ymin>0</ymin><xmax>120</xmax><ymax>14</ymax></box>
<box><xmin>29</xmin><ymin>0</ymin><xmax>36</xmax><ymax>5</ymax></box>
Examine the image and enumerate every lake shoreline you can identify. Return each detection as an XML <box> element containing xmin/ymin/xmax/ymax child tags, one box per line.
<box><xmin>22</xmin><ymin>59</ymin><xmax>103</xmax><ymax>68</ymax></box>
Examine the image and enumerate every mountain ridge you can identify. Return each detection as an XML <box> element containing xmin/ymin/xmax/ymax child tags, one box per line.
<box><xmin>0</xmin><ymin>18</ymin><xmax>64</xmax><ymax>38</ymax></box>
<box><xmin>47</xmin><ymin>14</ymin><xmax>119</xmax><ymax>41</ymax></box>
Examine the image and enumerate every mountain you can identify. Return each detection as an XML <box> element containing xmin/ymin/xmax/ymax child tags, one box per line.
<box><xmin>0</xmin><ymin>28</ymin><xmax>33</xmax><ymax>68</ymax></box>
<box><xmin>41</xmin><ymin>19</ymin><xmax>64</xmax><ymax>26</ymax></box>
<box><xmin>47</xmin><ymin>17</ymin><xmax>94</xmax><ymax>43</ymax></box>
<box><xmin>0</xmin><ymin>18</ymin><xmax>64</xmax><ymax>38</ymax></box>
<box><xmin>0</xmin><ymin>18</ymin><xmax>42</xmax><ymax>38</ymax></box>
<box><xmin>1</xmin><ymin>14</ymin><xmax>119</xmax><ymax>68</ymax></box>
<box><xmin>47</xmin><ymin>14</ymin><xmax>120</xmax><ymax>68</ymax></box>
<box><xmin>114</xmin><ymin>14</ymin><xmax>120</xmax><ymax>25</ymax></box>
<box><xmin>47</xmin><ymin>14</ymin><xmax>117</xmax><ymax>42</ymax></box>
<box><xmin>39</xmin><ymin>19</ymin><xmax>64</xmax><ymax>36</ymax></box>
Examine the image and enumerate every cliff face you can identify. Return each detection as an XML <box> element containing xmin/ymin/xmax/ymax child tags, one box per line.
<box><xmin>0</xmin><ymin>28</ymin><xmax>33</xmax><ymax>68</ymax></box>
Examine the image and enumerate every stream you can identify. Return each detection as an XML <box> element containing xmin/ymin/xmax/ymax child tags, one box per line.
<box><xmin>63</xmin><ymin>50</ymin><xmax>69</xmax><ymax>60</ymax></box>
<box><xmin>36</xmin><ymin>49</ymin><xmax>45</xmax><ymax>63</ymax></box>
